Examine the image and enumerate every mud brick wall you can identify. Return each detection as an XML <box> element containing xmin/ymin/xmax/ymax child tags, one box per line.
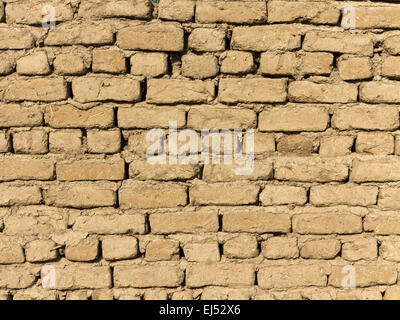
<box><xmin>3</xmin><ymin>0</ymin><xmax>400</xmax><ymax>300</ymax></box>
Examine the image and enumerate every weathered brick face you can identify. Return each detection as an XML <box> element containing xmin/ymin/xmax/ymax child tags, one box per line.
<box><xmin>1</xmin><ymin>0</ymin><xmax>400</xmax><ymax>301</ymax></box>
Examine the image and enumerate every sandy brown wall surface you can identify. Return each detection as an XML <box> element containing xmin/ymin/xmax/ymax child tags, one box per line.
<box><xmin>1</xmin><ymin>0</ymin><xmax>400</xmax><ymax>300</ymax></box>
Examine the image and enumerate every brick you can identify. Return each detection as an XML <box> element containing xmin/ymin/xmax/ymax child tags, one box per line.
<box><xmin>46</xmin><ymin>105</ymin><xmax>114</xmax><ymax>129</ymax></box>
<box><xmin>259</xmin><ymin>106</ymin><xmax>329</xmax><ymax>132</ymax></box>
<box><xmin>261</xmin><ymin>237</ymin><xmax>299</xmax><ymax>259</ymax></box>
<box><xmin>320</xmin><ymin>136</ymin><xmax>354</xmax><ymax>157</ymax></box>
<box><xmin>49</xmin><ymin>130</ymin><xmax>82</xmax><ymax>153</ymax></box>
<box><xmin>223</xmin><ymin>210</ymin><xmax>291</xmax><ymax>233</ymax></box>
<box><xmin>120</xmin><ymin>181</ymin><xmax>187</xmax><ymax>209</ymax></box>
<box><xmin>65</xmin><ymin>238</ymin><xmax>99</xmax><ymax>262</ymax></box>
<box><xmin>338</xmin><ymin>288</ymin><xmax>379</xmax><ymax>301</ymax></box>
<box><xmin>0</xmin><ymin>266</ymin><xmax>36</xmax><ymax>289</ymax></box>
<box><xmin>45</xmin><ymin>23</ymin><xmax>113</xmax><ymax>46</ymax></box>
<box><xmin>277</xmin><ymin>135</ymin><xmax>313</xmax><ymax>156</ymax></box>
<box><xmin>44</xmin><ymin>183</ymin><xmax>116</xmax><ymax>208</ymax></box>
<box><xmin>186</xmin><ymin>264</ymin><xmax>255</xmax><ymax>288</ymax></box>
<box><xmin>0</xmin><ymin>131</ymin><xmax>9</xmax><ymax>152</ymax></box>
<box><xmin>275</xmin><ymin>158</ymin><xmax>348</xmax><ymax>183</ymax></box>
<box><xmin>303</xmin><ymin>31</ymin><xmax>373</xmax><ymax>56</ymax></box>
<box><xmin>0</xmin><ymin>52</ymin><xmax>16</xmax><ymax>75</ymax></box>
<box><xmin>289</xmin><ymin>81</ymin><xmax>357</xmax><ymax>103</ymax></box>
<box><xmin>385</xmin><ymin>287</ymin><xmax>400</xmax><ymax>300</ymax></box>
<box><xmin>57</xmin><ymin>159</ymin><xmax>125</xmax><ymax>181</ymax></box>
<box><xmin>260</xmin><ymin>185</ymin><xmax>307</xmax><ymax>206</ymax></box>
<box><xmin>73</xmin><ymin>214</ymin><xmax>146</xmax><ymax>235</ymax></box>
<box><xmin>130</xmin><ymin>160</ymin><xmax>199</xmax><ymax>181</ymax></box>
<box><xmin>0</xmin><ymin>27</ymin><xmax>35</xmax><ymax>49</ymax></box>
<box><xmin>144</xmin><ymin>290</ymin><xmax>168</xmax><ymax>301</ymax></box>
<box><xmin>253</xmin><ymin>133</ymin><xmax>275</xmax><ymax>155</ymax></box>
<box><xmin>0</xmin><ymin>104</ymin><xmax>42</xmax><ymax>128</ymax></box>
<box><xmin>342</xmin><ymin>238</ymin><xmax>377</xmax><ymax>261</ymax></box>
<box><xmin>87</xmin><ymin>129</ymin><xmax>121</xmax><ymax>154</ymax></box>
<box><xmin>219</xmin><ymin>78</ymin><xmax>287</xmax><ymax>103</ymax></box>
<box><xmin>3</xmin><ymin>207</ymin><xmax>68</xmax><ymax>236</ymax></box>
<box><xmin>114</xmin><ymin>289</ymin><xmax>141</xmax><ymax>300</ymax></box>
<box><xmin>350</xmin><ymin>6</ymin><xmax>400</xmax><ymax>29</ymax></box>
<box><xmin>182</xmin><ymin>54</ymin><xmax>218</xmax><ymax>79</ymax></box>
<box><xmin>268</xmin><ymin>1</ymin><xmax>339</xmax><ymax>24</ymax></box>
<box><xmin>171</xmin><ymin>291</ymin><xmax>193</xmax><ymax>300</ymax></box>
<box><xmin>258</xmin><ymin>264</ymin><xmax>327</xmax><ymax>289</ymax></box>
<box><xmin>13</xmin><ymin>130</ymin><xmax>48</xmax><ymax>154</ymax></box>
<box><xmin>351</xmin><ymin>159</ymin><xmax>400</xmax><ymax>182</ymax></box>
<box><xmin>220</xmin><ymin>51</ymin><xmax>254</xmax><ymax>74</ymax></box>
<box><xmin>102</xmin><ymin>236</ymin><xmax>139</xmax><ymax>261</ymax></box>
<box><xmin>0</xmin><ymin>238</ymin><xmax>24</xmax><ymax>264</ymax></box>
<box><xmin>114</xmin><ymin>265</ymin><xmax>184</xmax><ymax>288</ymax></box>
<box><xmin>332</xmin><ymin>105</ymin><xmax>399</xmax><ymax>131</ymax></box>
<box><xmin>356</xmin><ymin>132</ymin><xmax>394</xmax><ymax>155</ymax></box>
<box><xmin>159</xmin><ymin>0</ymin><xmax>195</xmax><ymax>22</ymax></box>
<box><xmin>300</xmin><ymin>239</ymin><xmax>340</xmax><ymax>259</ymax></box>
<box><xmin>338</xmin><ymin>57</ymin><xmax>372</xmax><ymax>81</ymax></box>
<box><xmin>329</xmin><ymin>265</ymin><xmax>397</xmax><ymax>288</ymax></box>
<box><xmin>54</xmin><ymin>53</ymin><xmax>87</xmax><ymax>75</ymax></box>
<box><xmin>232</xmin><ymin>25</ymin><xmax>300</xmax><ymax>51</ymax></box>
<box><xmin>300</xmin><ymin>52</ymin><xmax>334</xmax><ymax>75</ymax></box>
<box><xmin>0</xmin><ymin>186</ymin><xmax>42</xmax><ymax>206</ymax></box>
<box><xmin>15</xmin><ymin>290</ymin><xmax>55</xmax><ymax>301</ymax></box>
<box><xmin>360</xmin><ymin>81</ymin><xmax>400</xmax><ymax>103</ymax></box>
<box><xmin>190</xmin><ymin>182</ymin><xmax>259</xmax><ymax>205</ymax></box>
<box><xmin>384</xmin><ymin>35</ymin><xmax>400</xmax><ymax>55</ymax></box>
<box><xmin>0</xmin><ymin>158</ymin><xmax>54</xmax><ymax>181</ymax></box>
<box><xmin>72</xmin><ymin>77</ymin><xmax>141</xmax><ymax>103</ymax></box>
<box><xmin>365</xmin><ymin>215</ymin><xmax>400</xmax><ymax>235</ymax></box>
<box><xmin>380</xmin><ymin>239</ymin><xmax>400</xmax><ymax>262</ymax></box>
<box><xmin>145</xmin><ymin>239</ymin><xmax>180</xmax><ymax>261</ymax></box>
<box><xmin>4</xmin><ymin>78</ymin><xmax>68</xmax><ymax>102</ymax></box>
<box><xmin>382</xmin><ymin>56</ymin><xmax>400</xmax><ymax>79</ymax></box>
<box><xmin>78</xmin><ymin>0</ymin><xmax>151</xmax><ymax>19</ymax></box>
<box><xmin>200</xmin><ymin>287</ymin><xmax>251</xmax><ymax>300</ymax></box>
<box><xmin>117</xmin><ymin>22</ymin><xmax>184</xmax><ymax>51</ymax></box>
<box><xmin>53</xmin><ymin>266</ymin><xmax>111</xmax><ymax>290</ymax></box>
<box><xmin>196</xmin><ymin>1</ymin><xmax>266</xmax><ymax>24</ymax></box>
<box><xmin>396</xmin><ymin>136</ymin><xmax>400</xmax><ymax>155</ymax></box>
<box><xmin>92</xmin><ymin>49</ymin><xmax>126</xmax><ymax>74</ymax></box>
<box><xmin>310</xmin><ymin>184</ymin><xmax>378</xmax><ymax>207</ymax></box>
<box><xmin>118</xmin><ymin>106</ymin><xmax>185</xmax><ymax>129</ymax></box>
<box><xmin>379</xmin><ymin>187</ymin><xmax>400</xmax><ymax>209</ymax></box>
<box><xmin>16</xmin><ymin>51</ymin><xmax>50</xmax><ymax>76</ymax></box>
<box><xmin>147</xmin><ymin>79</ymin><xmax>214</xmax><ymax>104</ymax></box>
<box><xmin>25</xmin><ymin>240</ymin><xmax>57</xmax><ymax>262</ymax></box>
<box><xmin>12</xmin><ymin>288</ymin><xmax>57</xmax><ymax>300</ymax></box>
<box><xmin>189</xmin><ymin>28</ymin><xmax>225</xmax><ymax>52</ymax></box>
<box><xmin>292</xmin><ymin>213</ymin><xmax>362</xmax><ymax>235</ymax></box>
<box><xmin>150</xmin><ymin>211</ymin><xmax>219</xmax><ymax>234</ymax></box>
<box><xmin>66</xmin><ymin>291</ymin><xmax>89</xmax><ymax>301</ymax></box>
<box><xmin>188</xmin><ymin>107</ymin><xmax>256</xmax><ymax>130</ymax></box>
<box><xmin>259</xmin><ymin>52</ymin><xmax>296</xmax><ymax>76</ymax></box>
<box><xmin>184</xmin><ymin>243</ymin><xmax>220</xmax><ymax>262</ymax></box>
<box><xmin>130</xmin><ymin>52</ymin><xmax>168</xmax><ymax>77</ymax></box>
<box><xmin>224</xmin><ymin>235</ymin><xmax>259</xmax><ymax>259</ymax></box>
<box><xmin>6</xmin><ymin>1</ymin><xmax>74</xmax><ymax>24</ymax></box>
<box><xmin>0</xmin><ymin>291</ymin><xmax>8</xmax><ymax>300</ymax></box>
<box><xmin>203</xmin><ymin>161</ymin><xmax>272</xmax><ymax>183</ymax></box>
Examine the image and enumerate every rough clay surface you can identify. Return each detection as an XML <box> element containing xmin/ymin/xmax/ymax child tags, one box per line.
<box><xmin>2</xmin><ymin>0</ymin><xmax>400</xmax><ymax>301</ymax></box>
